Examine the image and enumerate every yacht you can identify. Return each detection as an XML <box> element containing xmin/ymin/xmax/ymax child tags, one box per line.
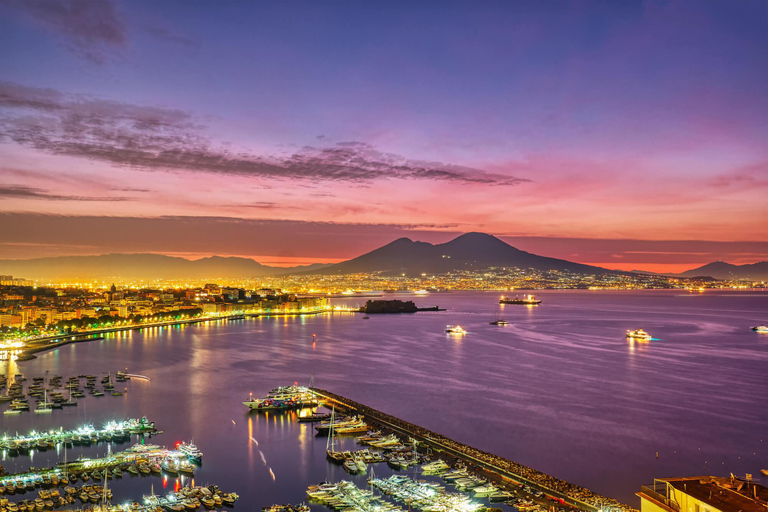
<box><xmin>489</xmin><ymin>319</ymin><xmax>509</xmax><ymax>326</ymax></box>
<box><xmin>243</xmin><ymin>383</ymin><xmax>318</xmax><ymax>411</ymax></box>
<box><xmin>626</xmin><ymin>329</ymin><xmax>652</xmax><ymax>340</ymax></box>
<box><xmin>35</xmin><ymin>391</ymin><xmax>54</xmax><ymax>413</ymax></box>
<box><xmin>445</xmin><ymin>325</ymin><xmax>466</xmax><ymax>334</ymax></box>
<box><xmin>499</xmin><ymin>294</ymin><xmax>541</xmax><ymax>305</ymax></box>
<box><xmin>751</xmin><ymin>325</ymin><xmax>768</xmax><ymax>332</ymax></box>
<box><xmin>178</xmin><ymin>441</ymin><xmax>203</xmax><ymax>461</ymax></box>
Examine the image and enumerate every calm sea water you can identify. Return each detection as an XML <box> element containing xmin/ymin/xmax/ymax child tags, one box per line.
<box><xmin>2</xmin><ymin>290</ymin><xmax>767</xmax><ymax>509</ymax></box>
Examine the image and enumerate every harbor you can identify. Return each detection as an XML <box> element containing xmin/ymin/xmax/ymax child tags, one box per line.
<box><xmin>309</xmin><ymin>388</ymin><xmax>636</xmax><ymax>512</ymax></box>
<box><xmin>1</xmin><ymin>290</ymin><xmax>765</xmax><ymax>511</ymax></box>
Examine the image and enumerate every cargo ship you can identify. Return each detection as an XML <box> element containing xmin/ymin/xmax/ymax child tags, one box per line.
<box><xmin>499</xmin><ymin>294</ymin><xmax>541</xmax><ymax>305</ymax></box>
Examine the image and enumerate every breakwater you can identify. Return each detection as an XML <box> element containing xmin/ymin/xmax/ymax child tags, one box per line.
<box><xmin>311</xmin><ymin>388</ymin><xmax>636</xmax><ymax>512</ymax></box>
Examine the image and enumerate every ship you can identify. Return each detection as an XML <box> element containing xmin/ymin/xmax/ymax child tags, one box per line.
<box><xmin>243</xmin><ymin>383</ymin><xmax>319</xmax><ymax>411</ymax></box>
<box><xmin>626</xmin><ymin>329</ymin><xmax>652</xmax><ymax>340</ymax></box>
<box><xmin>445</xmin><ymin>325</ymin><xmax>467</xmax><ymax>334</ymax></box>
<box><xmin>499</xmin><ymin>294</ymin><xmax>541</xmax><ymax>305</ymax></box>
<box><xmin>751</xmin><ymin>325</ymin><xmax>768</xmax><ymax>332</ymax></box>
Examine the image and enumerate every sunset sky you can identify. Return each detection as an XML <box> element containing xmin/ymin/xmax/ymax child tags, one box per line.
<box><xmin>1</xmin><ymin>0</ymin><xmax>766</xmax><ymax>273</ymax></box>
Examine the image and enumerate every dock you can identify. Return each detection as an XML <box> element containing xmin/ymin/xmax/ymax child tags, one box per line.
<box><xmin>0</xmin><ymin>418</ymin><xmax>157</xmax><ymax>454</ymax></box>
<box><xmin>310</xmin><ymin>388</ymin><xmax>636</xmax><ymax>512</ymax></box>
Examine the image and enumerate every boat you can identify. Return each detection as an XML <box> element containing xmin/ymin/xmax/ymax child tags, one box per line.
<box><xmin>626</xmin><ymin>329</ymin><xmax>652</xmax><ymax>340</ymax></box>
<box><xmin>490</xmin><ymin>319</ymin><xmax>510</xmax><ymax>326</ymax></box>
<box><xmin>221</xmin><ymin>493</ymin><xmax>239</xmax><ymax>505</ymax></box>
<box><xmin>298</xmin><ymin>412</ymin><xmax>331</xmax><ymax>423</ymax></box>
<box><xmin>35</xmin><ymin>390</ymin><xmax>54</xmax><ymax>414</ymax></box>
<box><xmin>315</xmin><ymin>414</ymin><xmax>364</xmax><ymax>434</ymax></box>
<box><xmin>325</xmin><ymin>408</ymin><xmax>346</xmax><ymax>463</ymax></box>
<box><xmin>243</xmin><ymin>382</ymin><xmax>318</xmax><ymax>411</ymax></box>
<box><xmin>178</xmin><ymin>441</ymin><xmax>203</xmax><ymax>461</ymax></box>
<box><xmin>761</xmin><ymin>469</ymin><xmax>768</xmax><ymax>476</ymax></box>
<box><xmin>499</xmin><ymin>294</ymin><xmax>541</xmax><ymax>305</ymax></box>
<box><xmin>177</xmin><ymin>460</ymin><xmax>196</xmax><ymax>475</ymax></box>
<box><xmin>751</xmin><ymin>325</ymin><xmax>768</xmax><ymax>332</ymax></box>
<box><xmin>445</xmin><ymin>325</ymin><xmax>466</xmax><ymax>334</ymax></box>
<box><xmin>343</xmin><ymin>459</ymin><xmax>360</xmax><ymax>473</ymax></box>
<box><xmin>161</xmin><ymin>459</ymin><xmax>178</xmax><ymax>474</ymax></box>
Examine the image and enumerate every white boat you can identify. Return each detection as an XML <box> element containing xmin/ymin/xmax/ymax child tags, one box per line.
<box><xmin>445</xmin><ymin>325</ymin><xmax>466</xmax><ymax>334</ymax></box>
<box><xmin>35</xmin><ymin>390</ymin><xmax>54</xmax><ymax>413</ymax></box>
<box><xmin>178</xmin><ymin>441</ymin><xmax>203</xmax><ymax>461</ymax></box>
<box><xmin>626</xmin><ymin>329</ymin><xmax>652</xmax><ymax>340</ymax></box>
<box><xmin>751</xmin><ymin>325</ymin><xmax>768</xmax><ymax>332</ymax></box>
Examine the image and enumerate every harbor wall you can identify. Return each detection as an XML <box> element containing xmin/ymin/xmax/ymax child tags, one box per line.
<box><xmin>311</xmin><ymin>388</ymin><xmax>637</xmax><ymax>512</ymax></box>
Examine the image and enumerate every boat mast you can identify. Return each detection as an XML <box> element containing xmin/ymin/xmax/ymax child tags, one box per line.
<box><xmin>101</xmin><ymin>468</ymin><xmax>108</xmax><ymax>508</ymax></box>
<box><xmin>326</xmin><ymin>406</ymin><xmax>335</xmax><ymax>453</ymax></box>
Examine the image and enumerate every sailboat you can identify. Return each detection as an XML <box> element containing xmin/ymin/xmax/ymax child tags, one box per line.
<box><xmin>35</xmin><ymin>389</ymin><xmax>53</xmax><ymax>413</ymax></box>
<box><xmin>325</xmin><ymin>407</ymin><xmax>345</xmax><ymax>463</ymax></box>
<box><xmin>63</xmin><ymin>387</ymin><xmax>78</xmax><ymax>407</ymax></box>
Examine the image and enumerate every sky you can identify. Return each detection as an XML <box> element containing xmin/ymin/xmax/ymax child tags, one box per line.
<box><xmin>0</xmin><ymin>0</ymin><xmax>766</xmax><ymax>273</ymax></box>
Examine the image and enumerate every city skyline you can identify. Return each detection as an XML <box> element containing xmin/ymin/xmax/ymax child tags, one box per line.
<box><xmin>1</xmin><ymin>0</ymin><xmax>767</xmax><ymax>273</ymax></box>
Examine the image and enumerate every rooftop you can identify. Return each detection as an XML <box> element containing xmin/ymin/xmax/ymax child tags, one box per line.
<box><xmin>639</xmin><ymin>476</ymin><xmax>768</xmax><ymax>512</ymax></box>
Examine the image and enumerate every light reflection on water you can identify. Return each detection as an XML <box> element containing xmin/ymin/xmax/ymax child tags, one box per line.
<box><xmin>0</xmin><ymin>290</ymin><xmax>766</xmax><ymax>508</ymax></box>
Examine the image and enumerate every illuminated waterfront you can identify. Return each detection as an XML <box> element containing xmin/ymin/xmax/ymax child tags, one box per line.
<box><xmin>1</xmin><ymin>290</ymin><xmax>766</xmax><ymax>509</ymax></box>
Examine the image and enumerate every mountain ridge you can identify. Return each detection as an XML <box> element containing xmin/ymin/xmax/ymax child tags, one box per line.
<box><xmin>0</xmin><ymin>253</ymin><xmax>330</xmax><ymax>281</ymax></box>
<box><xmin>308</xmin><ymin>232</ymin><xmax>629</xmax><ymax>276</ymax></box>
<box><xmin>2</xmin><ymin>234</ymin><xmax>764</xmax><ymax>281</ymax></box>
<box><xmin>674</xmin><ymin>260</ymin><xmax>768</xmax><ymax>280</ymax></box>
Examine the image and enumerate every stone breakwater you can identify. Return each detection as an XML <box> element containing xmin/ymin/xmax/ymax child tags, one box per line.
<box><xmin>311</xmin><ymin>388</ymin><xmax>637</xmax><ymax>512</ymax></box>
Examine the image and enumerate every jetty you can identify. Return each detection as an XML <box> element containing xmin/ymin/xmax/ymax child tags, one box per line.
<box><xmin>310</xmin><ymin>388</ymin><xmax>636</xmax><ymax>512</ymax></box>
<box><xmin>0</xmin><ymin>418</ymin><xmax>157</xmax><ymax>454</ymax></box>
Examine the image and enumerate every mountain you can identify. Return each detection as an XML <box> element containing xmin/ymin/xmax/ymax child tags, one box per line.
<box><xmin>310</xmin><ymin>232</ymin><xmax>626</xmax><ymax>276</ymax></box>
<box><xmin>676</xmin><ymin>261</ymin><xmax>768</xmax><ymax>281</ymax></box>
<box><xmin>0</xmin><ymin>253</ymin><xmax>330</xmax><ymax>282</ymax></box>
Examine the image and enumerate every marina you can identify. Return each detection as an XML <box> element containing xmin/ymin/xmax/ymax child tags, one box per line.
<box><xmin>310</xmin><ymin>388</ymin><xmax>635</xmax><ymax>512</ymax></box>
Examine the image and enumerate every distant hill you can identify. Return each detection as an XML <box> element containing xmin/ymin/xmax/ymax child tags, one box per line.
<box><xmin>676</xmin><ymin>261</ymin><xmax>768</xmax><ymax>281</ymax></box>
<box><xmin>310</xmin><ymin>232</ymin><xmax>626</xmax><ymax>276</ymax></box>
<box><xmin>0</xmin><ymin>253</ymin><xmax>330</xmax><ymax>281</ymax></box>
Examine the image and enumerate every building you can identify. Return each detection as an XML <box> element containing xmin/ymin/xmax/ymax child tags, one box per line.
<box><xmin>638</xmin><ymin>476</ymin><xmax>768</xmax><ymax>512</ymax></box>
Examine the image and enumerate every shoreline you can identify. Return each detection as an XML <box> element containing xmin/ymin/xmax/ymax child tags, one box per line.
<box><xmin>6</xmin><ymin>309</ymin><xmax>337</xmax><ymax>362</ymax></box>
<box><xmin>17</xmin><ymin>335</ymin><xmax>104</xmax><ymax>360</ymax></box>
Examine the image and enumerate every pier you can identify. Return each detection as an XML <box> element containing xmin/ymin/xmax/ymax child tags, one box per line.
<box><xmin>0</xmin><ymin>418</ymin><xmax>157</xmax><ymax>455</ymax></box>
<box><xmin>310</xmin><ymin>388</ymin><xmax>636</xmax><ymax>512</ymax></box>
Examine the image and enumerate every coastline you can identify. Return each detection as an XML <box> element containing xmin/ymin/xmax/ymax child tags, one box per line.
<box><xmin>7</xmin><ymin>309</ymin><xmax>339</xmax><ymax>362</ymax></box>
